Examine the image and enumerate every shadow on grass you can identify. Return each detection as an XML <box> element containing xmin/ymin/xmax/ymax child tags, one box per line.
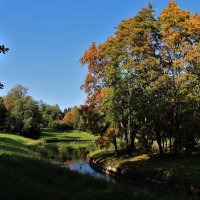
<box><xmin>115</xmin><ymin>153</ymin><xmax>200</xmax><ymax>184</ymax></box>
<box><xmin>0</xmin><ymin>137</ymin><xmax>33</xmax><ymax>155</ymax></box>
<box><xmin>42</xmin><ymin>128</ymin><xmax>73</xmax><ymax>134</ymax></box>
<box><xmin>0</xmin><ymin>144</ymin><xmax>31</xmax><ymax>155</ymax></box>
<box><xmin>45</xmin><ymin>136</ymin><xmax>85</xmax><ymax>143</ymax></box>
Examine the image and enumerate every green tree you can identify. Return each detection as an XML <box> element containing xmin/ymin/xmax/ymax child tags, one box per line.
<box><xmin>4</xmin><ymin>85</ymin><xmax>41</xmax><ymax>138</ymax></box>
<box><xmin>0</xmin><ymin>97</ymin><xmax>7</xmax><ymax>130</ymax></box>
<box><xmin>39</xmin><ymin>102</ymin><xmax>62</xmax><ymax>127</ymax></box>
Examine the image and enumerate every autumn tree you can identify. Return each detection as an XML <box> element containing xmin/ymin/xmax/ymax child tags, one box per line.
<box><xmin>80</xmin><ymin>43</ymin><xmax>110</xmax><ymax>134</ymax></box>
<box><xmin>158</xmin><ymin>0</ymin><xmax>200</xmax><ymax>154</ymax></box>
<box><xmin>103</xmin><ymin>3</ymin><xmax>162</xmax><ymax>154</ymax></box>
<box><xmin>63</xmin><ymin>106</ymin><xmax>83</xmax><ymax>129</ymax></box>
<box><xmin>81</xmin><ymin>0</ymin><xmax>200</xmax><ymax>156</ymax></box>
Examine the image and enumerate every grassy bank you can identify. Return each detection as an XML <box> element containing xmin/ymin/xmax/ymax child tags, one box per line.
<box><xmin>90</xmin><ymin>149</ymin><xmax>200</xmax><ymax>185</ymax></box>
<box><xmin>0</xmin><ymin>131</ymin><xmax>189</xmax><ymax>200</ymax></box>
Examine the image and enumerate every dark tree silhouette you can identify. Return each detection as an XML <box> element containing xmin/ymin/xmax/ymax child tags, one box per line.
<box><xmin>0</xmin><ymin>45</ymin><xmax>9</xmax><ymax>54</ymax></box>
<box><xmin>0</xmin><ymin>45</ymin><xmax>9</xmax><ymax>89</ymax></box>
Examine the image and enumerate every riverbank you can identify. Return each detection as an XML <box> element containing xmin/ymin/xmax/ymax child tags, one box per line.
<box><xmin>89</xmin><ymin>150</ymin><xmax>200</xmax><ymax>195</ymax></box>
<box><xmin>0</xmin><ymin>131</ymin><xmax>189</xmax><ymax>200</ymax></box>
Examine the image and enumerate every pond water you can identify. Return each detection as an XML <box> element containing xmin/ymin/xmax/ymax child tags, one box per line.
<box><xmin>62</xmin><ymin>159</ymin><xmax>112</xmax><ymax>181</ymax></box>
<box><xmin>44</xmin><ymin>141</ymin><xmax>112</xmax><ymax>180</ymax></box>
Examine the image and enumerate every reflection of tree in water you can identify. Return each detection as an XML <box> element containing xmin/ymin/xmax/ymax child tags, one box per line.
<box><xmin>61</xmin><ymin>146</ymin><xmax>88</xmax><ymax>163</ymax></box>
<box><xmin>65</xmin><ymin>147</ymin><xmax>88</xmax><ymax>160</ymax></box>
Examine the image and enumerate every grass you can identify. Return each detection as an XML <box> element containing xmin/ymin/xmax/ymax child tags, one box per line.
<box><xmin>91</xmin><ymin>149</ymin><xmax>200</xmax><ymax>184</ymax></box>
<box><xmin>39</xmin><ymin>128</ymin><xmax>99</xmax><ymax>160</ymax></box>
<box><xmin>41</xmin><ymin>128</ymin><xmax>96</xmax><ymax>142</ymax></box>
<box><xmin>0</xmin><ymin>131</ymin><xmax>188</xmax><ymax>200</ymax></box>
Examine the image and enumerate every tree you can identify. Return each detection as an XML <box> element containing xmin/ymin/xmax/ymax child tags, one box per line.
<box><xmin>0</xmin><ymin>97</ymin><xmax>7</xmax><ymax>130</ymax></box>
<box><xmin>39</xmin><ymin>102</ymin><xmax>62</xmax><ymax>128</ymax></box>
<box><xmin>0</xmin><ymin>44</ymin><xmax>9</xmax><ymax>89</ymax></box>
<box><xmin>159</xmin><ymin>0</ymin><xmax>200</xmax><ymax>154</ymax></box>
<box><xmin>103</xmin><ymin>3</ymin><xmax>160</xmax><ymax>154</ymax></box>
<box><xmin>0</xmin><ymin>45</ymin><xmax>9</xmax><ymax>54</ymax></box>
<box><xmin>80</xmin><ymin>43</ymin><xmax>110</xmax><ymax>134</ymax></box>
<box><xmin>63</xmin><ymin>106</ymin><xmax>83</xmax><ymax>130</ymax></box>
<box><xmin>81</xmin><ymin>1</ymin><xmax>200</xmax><ymax>156</ymax></box>
<box><xmin>4</xmin><ymin>85</ymin><xmax>41</xmax><ymax>138</ymax></box>
<box><xmin>0</xmin><ymin>83</ymin><xmax>3</xmax><ymax>89</ymax></box>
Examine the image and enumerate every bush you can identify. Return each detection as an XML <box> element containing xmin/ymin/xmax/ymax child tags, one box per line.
<box><xmin>22</xmin><ymin>127</ymin><xmax>41</xmax><ymax>139</ymax></box>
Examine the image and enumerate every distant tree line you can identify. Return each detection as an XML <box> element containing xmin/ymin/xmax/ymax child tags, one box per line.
<box><xmin>0</xmin><ymin>85</ymin><xmax>64</xmax><ymax>138</ymax></box>
<box><xmin>0</xmin><ymin>84</ymin><xmax>86</xmax><ymax>138</ymax></box>
<box><xmin>80</xmin><ymin>1</ymin><xmax>200</xmax><ymax>156</ymax></box>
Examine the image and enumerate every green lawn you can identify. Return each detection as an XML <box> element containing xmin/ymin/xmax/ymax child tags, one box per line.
<box><xmin>0</xmin><ymin>132</ymin><xmax>188</xmax><ymax>200</ymax></box>
<box><xmin>41</xmin><ymin>128</ymin><xmax>96</xmax><ymax>142</ymax></box>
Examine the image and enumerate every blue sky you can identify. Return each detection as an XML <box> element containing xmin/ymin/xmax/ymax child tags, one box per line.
<box><xmin>0</xmin><ymin>0</ymin><xmax>199</xmax><ymax>110</ymax></box>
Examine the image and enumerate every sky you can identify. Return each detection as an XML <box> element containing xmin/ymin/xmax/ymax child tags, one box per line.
<box><xmin>0</xmin><ymin>0</ymin><xmax>199</xmax><ymax>110</ymax></box>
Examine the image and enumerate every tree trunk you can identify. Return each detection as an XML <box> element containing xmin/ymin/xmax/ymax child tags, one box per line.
<box><xmin>112</xmin><ymin>135</ymin><xmax>118</xmax><ymax>155</ymax></box>
<box><xmin>130</xmin><ymin>131</ymin><xmax>136</xmax><ymax>151</ymax></box>
<box><xmin>169</xmin><ymin>133</ymin><xmax>172</xmax><ymax>154</ymax></box>
<box><xmin>120</xmin><ymin>121</ymin><xmax>129</xmax><ymax>153</ymax></box>
<box><xmin>165</xmin><ymin>138</ymin><xmax>168</xmax><ymax>154</ymax></box>
<box><xmin>155</xmin><ymin>122</ymin><xmax>164</xmax><ymax>158</ymax></box>
<box><xmin>173</xmin><ymin>109</ymin><xmax>179</xmax><ymax>156</ymax></box>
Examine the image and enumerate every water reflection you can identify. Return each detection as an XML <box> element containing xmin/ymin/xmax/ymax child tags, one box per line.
<box><xmin>63</xmin><ymin>159</ymin><xmax>111</xmax><ymax>181</ymax></box>
<box><xmin>62</xmin><ymin>147</ymin><xmax>88</xmax><ymax>160</ymax></box>
<box><xmin>45</xmin><ymin>141</ymin><xmax>112</xmax><ymax>181</ymax></box>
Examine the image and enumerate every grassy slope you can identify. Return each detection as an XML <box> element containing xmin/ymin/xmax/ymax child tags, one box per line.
<box><xmin>0</xmin><ymin>132</ymin><xmax>187</xmax><ymax>200</ymax></box>
<box><xmin>91</xmin><ymin>149</ymin><xmax>200</xmax><ymax>184</ymax></box>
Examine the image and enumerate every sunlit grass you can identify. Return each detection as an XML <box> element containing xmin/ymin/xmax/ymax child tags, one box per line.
<box><xmin>0</xmin><ymin>132</ymin><xmax>34</xmax><ymax>144</ymax></box>
<box><xmin>41</xmin><ymin>128</ymin><xmax>96</xmax><ymax>142</ymax></box>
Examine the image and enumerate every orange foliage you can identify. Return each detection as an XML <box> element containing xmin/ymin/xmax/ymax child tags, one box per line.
<box><xmin>95</xmin><ymin>127</ymin><xmax>118</xmax><ymax>149</ymax></box>
<box><xmin>80</xmin><ymin>42</ymin><xmax>106</xmax><ymax>95</ymax></box>
<box><xmin>63</xmin><ymin>107</ymin><xmax>79</xmax><ymax>126</ymax></box>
